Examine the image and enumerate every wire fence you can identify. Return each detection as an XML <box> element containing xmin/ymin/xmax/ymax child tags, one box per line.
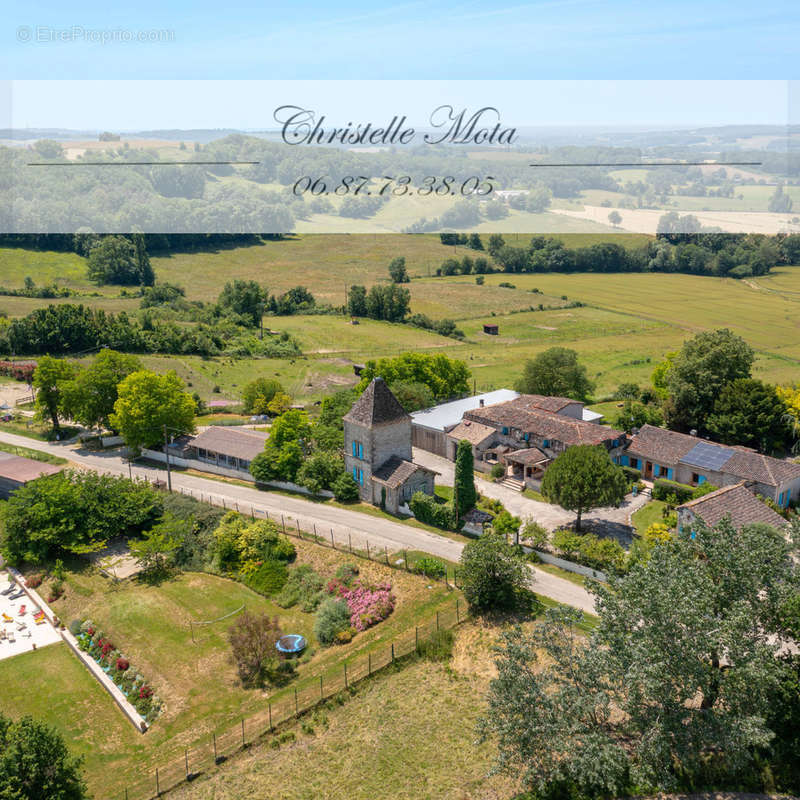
<box><xmin>117</xmin><ymin>600</ymin><xmax>467</xmax><ymax>800</ymax></box>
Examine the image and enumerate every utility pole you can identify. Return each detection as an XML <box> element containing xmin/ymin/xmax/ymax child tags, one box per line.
<box><xmin>163</xmin><ymin>424</ymin><xmax>172</xmax><ymax>492</ymax></box>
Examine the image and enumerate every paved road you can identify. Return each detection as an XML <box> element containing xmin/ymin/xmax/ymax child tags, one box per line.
<box><xmin>0</xmin><ymin>431</ymin><xmax>597</xmax><ymax>613</ymax></box>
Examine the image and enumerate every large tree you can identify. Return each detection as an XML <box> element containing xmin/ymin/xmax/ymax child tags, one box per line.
<box><xmin>86</xmin><ymin>235</ymin><xmax>140</xmax><ymax>285</ymax></box>
<box><xmin>459</xmin><ymin>532</ymin><xmax>529</xmax><ymax>611</ymax></box>
<box><xmin>515</xmin><ymin>347</ymin><xmax>595</xmax><ymax>402</ymax></box>
<box><xmin>358</xmin><ymin>352</ymin><xmax>470</xmax><ymax>401</ymax></box>
<box><xmin>241</xmin><ymin>377</ymin><xmax>284</xmax><ymax>414</ymax></box>
<box><xmin>479</xmin><ymin>517</ymin><xmax>800</xmax><ymax>797</ymax></box>
<box><xmin>0</xmin><ymin>713</ymin><xmax>88</xmax><ymax>800</ymax></box>
<box><xmin>664</xmin><ymin>328</ymin><xmax>754</xmax><ymax>433</ymax></box>
<box><xmin>388</xmin><ymin>256</ymin><xmax>409</xmax><ymax>283</ymax></box>
<box><xmin>217</xmin><ymin>279</ymin><xmax>266</xmax><ymax>327</ymax></box>
<box><xmin>32</xmin><ymin>355</ymin><xmax>77</xmax><ymax>434</ymax></box>
<box><xmin>453</xmin><ymin>438</ymin><xmax>477</xmax><ymax>518</ymax></box>
<box><xmin>706</xmin><ymin>378</ymin><xmax>791</xmax><ymax>453</ymax></box>
<box><xmin>541</xmin><ymin>445</ymin><xmax>627</xmax><ymax>531</ymax></box>
<box><xmin>109</xmin><ymin>370</ymin><xmax>196</xmax><ymax>451</ymax></box>
<box><xmin>60</xmin><ymin>349</ymin><xmax>142</xmax><ymax>431</ymax></box>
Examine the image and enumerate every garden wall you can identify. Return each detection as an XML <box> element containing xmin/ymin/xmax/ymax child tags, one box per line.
<box><xmin>530</xmin><ymin>550</ymin><xmax>607</xmax><ymax>582</ymax></box>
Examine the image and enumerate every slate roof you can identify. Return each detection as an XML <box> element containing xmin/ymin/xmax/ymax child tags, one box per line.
<box><xmin>370</xmin><ymin>456</ymin><xmax>436</xmax><ymax>489</ymax></box>
<box><xmin>343</xmin><ymin>377</ymin><xmax>409</xmax><ymax>427</ymax></box>
<box><xmin>0</xmin><ymin>452</ymin><xmax>63</xmax><ymax>483</ymax></box>
<box><xmin>678</xmin><ymin>483</ymin><xmax>787</xmax><ymax>530</ymax></box>
<box><xmin>627</xmin><ymin>424</ymin><xmax>800</xmax><ymax>488</ymax></box>
<box><xmin>188</xmin><ymin>426</ymin><xmax>269</xmax><ymax>461</ymax></box>
<box><xmin>446</xmin><ymin>420</ymin><xmax>496</xmax><ymax>446</ymax></box>
<box><xmin>464</xmin><ymin>400</ymin><xmax>623</xmax><ymax>447</ymax></box>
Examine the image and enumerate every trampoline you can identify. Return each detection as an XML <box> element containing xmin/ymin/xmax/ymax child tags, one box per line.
<box><xmin>276</xmin><ymin>634</ymin><xmax>307</xmax><ymax>656</ymax></box>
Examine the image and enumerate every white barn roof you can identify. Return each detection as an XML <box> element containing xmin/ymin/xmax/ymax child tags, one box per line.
<box><xmin>410</xmin><ymin>389</ymin><xmax>519</xmax><ymax>432</ymax></box>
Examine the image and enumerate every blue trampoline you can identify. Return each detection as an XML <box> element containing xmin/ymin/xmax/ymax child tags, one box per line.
<box><xmin>276</xmin><ymin>634</ymin><xmax>307</xmax><ymax>655</ymax></box>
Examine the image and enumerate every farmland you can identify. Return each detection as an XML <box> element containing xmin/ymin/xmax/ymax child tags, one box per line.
<box><xmin>1</xmin><ymin>236</ymin><xmax>799</xmax><ymax>402</ymax></box>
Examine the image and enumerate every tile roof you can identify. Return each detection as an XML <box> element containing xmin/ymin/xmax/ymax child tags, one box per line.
<box><xmin>188</xmin><ymin>426</ymin><xmax>269</xmax><ymax>461</ymax></box>
<box><xmin>464</xmin><ymin>400</ymin><xmax>623</xmax><ymax>447</ymax></box>
<box><xmin>678</xmin><ymin>483</ymin><xmax>787</xmax><ymax>530</ymax></box>
<box><xmin>0</xmin><ymin>452</ymin><xmax>63</xmax><ymax>483</ymax></box>
<box><xmin>370</xmin><ymin>456</ymin><xmax>436</xmax><ymax>489</ymax></box>
<box><xmin>446</xmin><ymin>420</ymin><xmax>496</xmax><ymax>446</ymax></box>
<box><xmin>627</xmin><ymin>425</ymin><xmax>800</xmax><ymax>488</ymax></box>
<box><xmin>515</xmin><ymin>394</ymin><xmax>582</xmax><ymax>413</ymax></box>
<box><xmin>504</xmin><ymin>447</ymin><xmax>550</xmax><ymax>465</ymax></box>
<box><xmin>343</xmin><ymin>378</ymin><xmax>409</xmax><ymax>427</ymax></box>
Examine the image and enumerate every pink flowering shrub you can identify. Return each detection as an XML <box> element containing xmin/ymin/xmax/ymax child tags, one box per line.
<box><xmin>328</xmin><ymin>579</ymin><xmax>395</xmax><ymax>632</ymax></box>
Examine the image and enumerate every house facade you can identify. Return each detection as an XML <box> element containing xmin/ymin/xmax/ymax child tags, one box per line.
<box><xmin>677</xmin><ymin>483</ymin><xmax>788</xmax><ymax>533</ymax></box>
<box><xmin>447</xmin><ymin>394</ymin><xmax>626</xmax><ymax>490</ymax></box>
<box><xmin>343</xmin><ymin>377</ymin><xmax>436</xmax><ymax>514</ymax></box>
<box><xmin>625</xmin><ymin>424</ymin><xmax>800</xmax><ymax>506</ymax></box>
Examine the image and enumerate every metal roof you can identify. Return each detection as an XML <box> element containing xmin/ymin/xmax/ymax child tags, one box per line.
<box><xmin>410</xmin><ymin>390</ymin><xmax>519</xmax><ymax>432</ymax></box>
<box><xmin>680</xmin><ymin>441</ymin><xmax>734</xmax><ymax>472</ymax></box>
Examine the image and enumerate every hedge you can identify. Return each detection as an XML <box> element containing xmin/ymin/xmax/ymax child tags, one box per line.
<box><xmin>409</xmin><ymin>492</ymin><xmax>456</xmax><ymax>530</ymax></box>
<box><xmin>620</xmin><ymin>465</ymin><xmax>642</xmax><ymax>483</ymax></box>
<box><xmin>652</xmin><ymin>478</ymin><xmax>695</xmax><ymax>503</ymax></box>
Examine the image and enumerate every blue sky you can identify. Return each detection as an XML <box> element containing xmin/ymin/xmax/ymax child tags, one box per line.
<box><xmin>4</xmin><ymin>0</ymin><xmax>798</xmax><ymax>80</ymax></box>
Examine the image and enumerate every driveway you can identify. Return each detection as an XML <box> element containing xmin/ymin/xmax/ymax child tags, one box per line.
<box><xmin>0</xmin><ymin>431</ymin><xmax>597</xmax><ymax>614</ymax></box>
<box><xmin>413</xmin><ymin>447</ymin><xmax>650</xmax><ymax>545</ymax></box>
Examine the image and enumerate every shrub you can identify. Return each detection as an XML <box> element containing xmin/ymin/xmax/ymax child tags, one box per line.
<box><xmin>413</xmin><ymin>556</ymin><xmax>446</xmax><ymax>579</ymax></box>
<box><xmin>332</xmin><ymin>472</ymin><xmax>360</xmax><ymax>502</ymax></box>
<box><xmin>552</xmin><ymin>529</ymin><xmax>627</xmax><ymax>573</ymax></box>
<box><xmin>227</xmin><ymin>612</ymin><xmax>283</xmax><ymax>687</ymax></box>
<box><xmin>242</xmin><ymin>559</ymin><xmax>288</xmax><ymax>596</ymax></box>
<box><xmin>459</xmin><ymin>533</ymin><xmax>528</xmax><ymax>611</ymax></box>
<box><xmin>329</xmin><ymin>579</ymin><xmax>396</xmax><ymax>631</ymax></box>
<box><xmin>416</xmin><ymin>629</ymin><xmax>455</xmax><ymax>661</ymax></box>
<box><xmin>651</xmin><ymin>478</ymin><xmax>695</xmax><ymax>503</ymax></box>
<box><xmin>314</xmin><ymin>598</ymin><xmax>351</xmax><ymax>645</ymax></box>
<box><xmin>521</xmin><ymin>519</ymin><xmax>549</xmax><ymax>548</ymax></box>
<box><xmin>275</xmin><ymin>564</ymin><xmax>325</xmax><ymax>611</ymax></box>
<box><xmin>334</xmin><ymin>563</ymin><xmax>359</xmax><ymax>585</ymax></box>
<box><xmin>67</xmin><ymin>619</ymin><xmax>82</xmax><ymax>636</ymax></box>
<box><xmin>25</xmin><ymin>575</ymin><xmax>43</xmax><ymax>589</ymax></box>
<box><xmin>490</xmin><ymin>463</ymin><xmax>506</xmax><ymax>480</ymax></box>
<box><xmin>620</xmin><ymin>465</ymin><xmax>642</xmax><ymax>484</ymax></box>
<box><xmin>409</xmin><ymin>492</ymin><xmax>455</xmax><ymax>530</ymax></box>
<box><xmin>116</xmin><ymin>657</ymin><xmax>130</xmax><ymax>672</ymax></box>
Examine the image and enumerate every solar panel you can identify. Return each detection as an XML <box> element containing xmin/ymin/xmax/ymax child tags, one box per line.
<box><xmin>681</xmin><ymin>441</ymin><xmax>734</xmax><ymax>472</ymax></box>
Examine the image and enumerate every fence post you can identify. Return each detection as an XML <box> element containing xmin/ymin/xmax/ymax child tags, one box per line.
<box><xmin>320</xmin><ymin>675</ymin><xmax>323</xmax><ymax>700</ymax></box>
<box><xmin>295</xmin><ymin>688</ymin><xmax>299</xmax><ymax>716</ymax></box>
<box><xmin>415</xmin><ymin>626</ymin><xmax>418</xmax><ymax>650</ymax></box>
<box><xmin>348</xmin><ymin>533</ymin><xmax>352</xmax><ymax>553</ymax></box>
<box><xmin>185</xmin><ymin>748</ymin><xmax>189</xmax><ymax>778</ymax></box>
<box><xmin>330</xmin><ymin>530</ymin><xmax>335</xmax><ymax>549</ymax></box>
<box><xmin>281</xmin><ymin>515</ymin><xmax>286</xmax><ymax>532</ymax></box>
<box><xmin>366</xmin><ymin>542</ymin><xmax>370</xmax><ymax>560</ymax></box>
<box><xmin>268</xmin><ymin>701</ymin><xmax>272</xmax><ymax>731</ymax></box>
<box><xmin>313</xmin><ymin>523</ymin><xmax>317</xmax><ymax>538</ymax></box>
<box><xmin>384</xmin><ymin>546</ymin><xmax>389</xmax><ymax>565</ymax></box>
<box><xmin>368</xmin><ymin>653</ymin><xmax>371</xmax><ymax>675</ymax></box>
<box><xmin>391</xmin><ymin>642</ymin><xmax>395</xmax><ymax>662</ymax></box>
<box><xmin>437</xmin><ymin>611</ymin><xmax>440</xmax><ymax>631</ymax></box>
<box><xmin>213</xmin><ymin>733</ymin><xmax>217</xmax><ymax>762</ymax></box>
<box><xmin>344</xmin><ymin>662</ymin><xmax>348</xmax><ymax>689</ymax></box>
<box><xmin>404</xmin><ymin>550</ymin><xmax>408</xmax><ymax>571</ymax></box>
<box><xmin>241</xmin><ymin>718</ymin><xmax>245</xmax><ymax>747</ymax></box>
<box><xmin>456</xmin><ymin>599</ymin><xmax>460</xmax><ymax>624</ymax></box>
<box><xmin>156</xmin><ymin>768</ymin><xmax>160</xmax><ymax>797</ymax></box>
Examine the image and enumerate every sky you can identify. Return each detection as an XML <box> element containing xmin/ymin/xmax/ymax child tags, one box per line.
<box><xmin>2</xmin><ymin>1</ymin><xmax>797</xmax><ymax>131</ymax></box>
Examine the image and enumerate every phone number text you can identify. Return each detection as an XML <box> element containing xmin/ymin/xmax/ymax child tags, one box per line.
<box><xmin>292</xmin><ymin>175</ymin><xmax>495</xmax><ymax>197</ymax></box>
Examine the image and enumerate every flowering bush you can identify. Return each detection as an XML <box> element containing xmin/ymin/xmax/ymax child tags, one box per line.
<box><xmin>327</xmin><ymin>579</ymin><xmax>395</xmax><ymax>632</ymax></box>
<box><xmin>116</xmin><ymin>657</ymin><xmax>130</xmax><ymax>672</ymax></box>
<box><xmin>25</xmin><ymin>575</ymin><xmax>43</xmax><ymax>589</ymax></box>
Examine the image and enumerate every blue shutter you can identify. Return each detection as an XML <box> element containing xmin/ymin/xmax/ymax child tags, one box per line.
<box><xmin>352</xmin><ymin>466</ymin><xmax>357</xmax><ymax>481</ymax></box>
<box><xmin>698</xmin><ymin>475</ymin><xmax>706</xmax><ymax>485</ymax></box>
<box><xmin>621</xmin><ymin>455</ymin><xmax>629</xmax><ymax>467</ymax></box>
<box><xmin>778</xmin><ymin>491</ymin><xmax>784</xmax><ymax>506</ymax></box>
<box><xmin>358</xmin><ymin>443</ymin><xmax>363</xmax><ymax>459</ymax></box>
<box><xmin>358</xmin><ymin>469</ymin><xmax>363</xmax><ymax>485</ymax></box>
<box><xmin>351</xmin><ymin>441</ymin><xmax>356</xmax><ymax>457</ymax></box>
<box><xmin>542</xmin><ymin>439</ymin><xmax>549</xmax><ymax>448</ymax></box>
<box><xmin>654</xmin><ymin>464</ymin><xmax>660</xmax><ymax>477</ymax></box>
<box><xmin>502</xmin><ymin>427</ymin><xmax>508</xmax><ymax>435</ymax></box>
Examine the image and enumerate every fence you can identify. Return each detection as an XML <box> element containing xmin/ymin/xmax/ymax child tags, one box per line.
<box><xmin>116</xmin><ymin>600</ymin><xmax>466</xmax><ymax>800</ymax></box>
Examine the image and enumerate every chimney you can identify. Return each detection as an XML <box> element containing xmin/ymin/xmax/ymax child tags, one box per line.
<box><xmin>479</xmin><ymin>398</ymin><xmax>485</xmax><ymax>407</ymax></box>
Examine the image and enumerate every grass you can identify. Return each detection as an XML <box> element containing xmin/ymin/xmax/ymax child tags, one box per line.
<box><xmin>522</xmin><ymin>488</ymin><xmax>548</xmax><ymax>502</ymax></box>
<box><xmin>13</xmin><ymin>538</ymin><xmax>459</xmax><ymax>796</ymax></box>
<box><xmin>0</xmin><ymin>441</ymin><xmax>67</xmax><ymax>464</ymax></box>
<box><xmin>0</xmin><ymin>418</ymin><xmax>80</xmax><ymax>442</ymax></box>
<box><xmin>631</xmin><ymin>500</ymin><xmax>668</xmax><ymax>537</ymax></box>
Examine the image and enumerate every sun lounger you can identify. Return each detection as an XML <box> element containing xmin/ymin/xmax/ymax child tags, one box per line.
<box><xmin>33</xmin><ymin>611</ymin><xmax>45</xmax><ymax>620</ymax></box>
<box><xmin>0</xmin><ymin>584</ymin><xmax>15</xmax><ymax>596</ymax></box>
<box><xmin>1</xmin><ymin>613</ymin><xmax>12</xmax><ymax>623</ymax></box>
<box><xmin>7</xmin><ymin>630</ymin><xmax>15</xmax><ymax>643</ymax></box>
<box><xmin>22</xmin><ymin>630</ymin><xmax>31</xmax><ymax>638</ymax></box>
<box><xmin>35</xmin><ymin>617</ymin><xmax>47</xmax><ymax>625</ymax></box>
<box><xmin>17</xmin><ymin>605</ymin><xmax>26</xmax><ymax>615</ymax></box>
<box><xmin>8</xmin><ymin>589</ymin><xmax>25</xmax><ymax>600</ymax></box>
<box><xmin>16</xmin><ymin>621</ymin><xmax>26</xmax><ymax>631</ymax></box>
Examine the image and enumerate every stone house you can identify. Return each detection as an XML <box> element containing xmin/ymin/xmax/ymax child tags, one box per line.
<box><xmin>447</xmin><ymin>394</ymin><xmax>626</xmax><ymax>490</ymax></box>
<box><xmin>677</xmin><ymin>482</ymin><xmax>788</xmax><ymax>533</ymax></box>
<box><xmin>343</xmin><ymin>378</ymin><xmax>436</xmax><ymax>514</ymax></box>
<box><xmin>624</xmin><ymin>424</ymin><xmax>800</xmax><ymax>506</ymax></box>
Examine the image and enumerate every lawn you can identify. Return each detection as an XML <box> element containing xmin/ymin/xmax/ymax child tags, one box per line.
<box><xmin>24</xmin><ymin>536</ymin><xmax>459</xmax><ymax>796</ymax></box>
<box><xmin>631</xmin><ymin>500</ymin><xmax>668</xmax><ymax>537</ymax></box>
<box><xmin>0</xmin><ymin>441</ymin><xmax>67</xmax><ymax>464</ymax></box>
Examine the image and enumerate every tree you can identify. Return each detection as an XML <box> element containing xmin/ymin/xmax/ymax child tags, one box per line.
<box><xmin>487</xmin><ymin>234</ymin><xmax>505</xmax><ymax>257</ymax></box>
<box><xmin>60</xmin><ymin>349</ymin><xmax>142</xmax><ymax>430</ymax></box>
<box><xmin>515</xmin><ymin>347</ymin><xmax>595</xmax><ymax>402</ymax></box>
<box><xmin>86</xmin><ymin>236</ymin><xmax>140</xmax><ymax>285</ymax></box>
<box><xmin>31</xmin><ymin>139</ymin><xmax>65</xmax><ymax>159</ymax></box>
<box><xmin>459</xmin><ymin>533</ymin><xmax>529</xmax><ymax>611</ymax></box>
<box><xmin>32</xmin><ymin>356</ymin><xmax>77</xmax><ymax>434</ymax></box>
<box><xmin>493</xmin><ymin>510</ymin><xmax>522</xmax><ymax>544</ymax></box>
<box><xmin>777</xmin><ymin>384</ymin><xmax>800</xmax><ymax>453</ymax></box>
<box><xmin>468</xmin><ymin>233</ymin><xmax>484</xmax><ymax>250</ymax></box>
<box><xmin>241</xmin><ymin>377</ymin><xmax>283</xmax><ymax>414</ymax></box>
<box><xmin>614</xmin><ymin>399</ymin><xmax>664</xmax><ymax>432</ymax></box>
<box><xmin>479</xmin><ymin>518</ymin><xmax>800</xmax><ymax>796</ymax></box>
<box><xmin>364</xmin><ymin>284</ymin><xmax>410</xmax><ymax>321</ymax></box>
<box><xmin>218</xmin><ymin>279</ymin><xmax>266</xmax><ymax>327</ymax></box>
<box><xmin>132</xmin><ymin>232</ymin><xmax>155</xmax><ymax>286</ymax></box>
<box><xmin>608</xmin><ymin>210</ymin><xmax>622</xmax><ymax>227</ymax></box>
<box><xmin>388</xmin><ymin>256</ymin><xmax>409</xmax><ymax>283</ymax></box>
<box><xmin>453</xmin><ymin>439</ymin><xmax>478</xmax><ymax>518</ymax></box>
<box><xmin>388</xmin><ymin>380</ymin><xmax>435</xmax><ymax>412</ymax></box>
<box><xmin>768</xmin><ymin>184</ymin><xmax>793</xmax><ymax>213</ymax></box>
<box><xmin>296</xmin><ymin>450</ymin><xmax>344</xmax><ymax>494</ymax></box>
<box><xmin>358</xmin><ymin>352</ymin><xmax>470</xmax><ymax>401</ymax></box>
<box><xmin>706</xmin><ymin>378</ymin><xmax>791</xmax><ymax>453</ymax></box>
<box><xmin>0</xmin><ymin>713</ymin><xmax>88</xmax><ymax>799</ymax></box>
<box><xmin>542</xmin><ymin>445</ymin><xmax>628</xmax><ymax>531</ymax></box>
<box><xmin>227</xmin><ymin>612</ymin><xmax>284</xmax><ymax>687</ymax></box>
<box><xmin>250</xmin><ymin>409</ymin><xmax>311</xmax><ymax>484</ymax></box>
<box><xmin>128</xmin><ymin>516</ymin><xmax>182</xmax><ymax>581</ymax></box>
<box><xmin>665</xmin><ymin>329</ymin><xmax>754</xmax><ymax>433</ymax></box>
<box><xmin>346</xmin><ymin>284</ymin><xmax>368</xmax><ymax>316</ymax></box>
<box><xmin>266</xmin><ymin>391</ymin><xmax>292</xmax><ymax>416</ymax></box>
<box><xmin>110</xmin><ymin>370</ymin><xmax>196</xmax><ymax>451</ymax></box>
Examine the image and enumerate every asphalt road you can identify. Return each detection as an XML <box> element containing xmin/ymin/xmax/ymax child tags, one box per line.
<box><xmin>0</xmin><ymin>430</ymin><xmax>597</xmax><ymax>614</ymax></box>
